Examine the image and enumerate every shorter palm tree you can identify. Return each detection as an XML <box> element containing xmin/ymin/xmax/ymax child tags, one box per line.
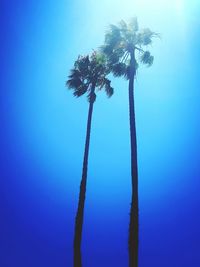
<box><xmin>66</xmin><ymin>51</ymin><xmax>114</xmax><ymax>267</ymax></box>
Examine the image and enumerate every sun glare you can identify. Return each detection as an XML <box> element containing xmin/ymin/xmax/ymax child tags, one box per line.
<box><xmin>86</xmin><ymin>0</ymin><xmax>187</xmax><ymax>45</ymax></box>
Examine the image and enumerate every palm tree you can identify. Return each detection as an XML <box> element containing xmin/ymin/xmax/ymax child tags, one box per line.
<box><xmin>66</xmin><ymin>51</ymin><xmax>114</xmax><ymax>267</ymax></box>
<box><xmin>101</xmin><ymin>18</ymin><xmax>158</xmax><ymax>267</ymax></box>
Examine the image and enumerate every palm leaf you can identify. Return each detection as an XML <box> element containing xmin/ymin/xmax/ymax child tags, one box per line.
<box><xmin>136</xmin><ymin>28</ymin><xmax>155</xmax><ymax>46</ymax></box>
<box><xmin>87</xmin><ymin>91</ymin><xmax>96</xmax><ymax>103</ymax></box>
<box><xmin>128</xmin><ymin>17</ymin><xmax>139</xmax><ymax>32</ymax></box>
<box><xmin>103</xmin><ymin>78</ymin><xmax>114</xmax><ymax>97</ymax></box>
<box><xmin>111</xmin><ymin>62</ymin><xmax>127</xmax><ymax>77</ymax></box>
<box><xmin>140</xmin><ymin>51</ymin><xmax>154</xmax><ymax>66</ymax></box>
<box><xmin>73</xmin><ymin>84</ymin><xmax>88</xmax><ymax>97</ymax></box>
<box><xmin>66</xmin><ymin>77</ymin><xmax>83</xmax><ymax>89</ymax></box>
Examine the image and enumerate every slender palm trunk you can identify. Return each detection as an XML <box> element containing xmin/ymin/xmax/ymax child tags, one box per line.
<box><xmin>128</xmin><ymin>49</ymin><xmax>139</xmax><ymax>267</ymax></box>
<box><xmin>73</xmin><ymin>84</ymin><xmax>96</xmax><ymax>267</ymax></box>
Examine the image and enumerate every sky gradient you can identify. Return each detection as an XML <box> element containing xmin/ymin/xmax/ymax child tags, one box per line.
<box><xmin>1</xmin><ymin>0</ymin><xmax>200</xmax><ymax>266</ymax></box>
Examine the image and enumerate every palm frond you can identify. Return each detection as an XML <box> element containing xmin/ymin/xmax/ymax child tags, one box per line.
<box><xmin>105</xmin><ymin>85</ymin><xmax>114</xmax><ymax>97</ymax></box>
<box><xmin>111</xmin><ymin>62</ymin><xmax>127</xmax><ymax>77</ymax></box>
<box><xmin>94</xmin><ymin>52</ymin><xmax>106</xmax><ymax>65</ymax></box>
<box><xmin>75</xmin><ymin>55</ymin><xmax>90</xmax><ymax>76</ymax></box>
<box><xmin>103</xmin><ymin>78</ymin><xmax>114</xmax><ymax>97</ymax></box>
<box><xmin>104</xmin><ymin>24</ymin><xmax>122</xmax><ymax>50</ymax></box>
<box><xmin>118</xmin><ymin>20</ymin><xmax>128</xmax><ymax>33</ymax></box>
<box><xmin>128</xmin><ymin>17</ymin><xmax>139</xmax><ymax>32</ymax></box>
<box><xmin>87</xmin><ymin>91</ymin><xmax>96</xmax><ymax>103</ymax></box>
<box><xmin>68</xmin><ymin>69</ymin><xmax>81</xmax><ymax>79</ymax></box>
<box><xmin>140</xmin><ymin>51</ymin><xmax>154</xmax><ymax>66</ymax></box>
<box><xmin>107</xmin><ymin>53</ymin><xmax>120</xmax><ymax>65</ymax></box>
<box><xmin>66</xmin><ymin>77</ymin><xmax>83</xmax><ymax>89</ymax></box>
<box><xmin>73</xmin><ymin>84</ymin><xmax>88</xmax><ymax>97</ymax></box>
<box><xmin>136</xmin><ymin>28</ymin><xmax>156</xmax><ymax>46</ymax></box>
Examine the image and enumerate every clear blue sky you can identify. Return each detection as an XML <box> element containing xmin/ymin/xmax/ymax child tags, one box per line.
<box><xmin>1</xmin><ymin>0</ymin><xmax>200</xmax><ymax>266</ymax></box>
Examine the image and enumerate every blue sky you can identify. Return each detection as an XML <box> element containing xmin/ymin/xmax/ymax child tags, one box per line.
<box><xmin>1</xmin><ymin>0</ymin><xmax>200</xmax><ymax>266</ymax></box>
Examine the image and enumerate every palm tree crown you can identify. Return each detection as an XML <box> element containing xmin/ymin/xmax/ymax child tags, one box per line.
<box><xmin>66</xmin><ymin>51</ymin><xmax>114</xmax><ymax>102</ymax></box>
<box><xmin>101</xmin><ymin>17</ymin><xmax>158</xmax><ymax>78</ymax></box>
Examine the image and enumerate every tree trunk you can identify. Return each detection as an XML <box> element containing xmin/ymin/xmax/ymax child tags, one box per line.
<box><xmin>128</xmin><ymin>49</ymin><xmax>139</xmax><ymax>267</ymax></box>
<box><xmin>73</xmin><ymin>83</ymin><xmax>96</xmax><ymax>267</ymax></box>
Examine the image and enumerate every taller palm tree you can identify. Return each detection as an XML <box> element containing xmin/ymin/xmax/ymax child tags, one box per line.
<box><xmin>102</xmin><ymin>18</ymin><xmax>158</xmax><ymax>267</ymax></box>
<box><xmin>66</xmin><ymin>51</ymin><xmax>114</xmax><ymax>267</ymax></box>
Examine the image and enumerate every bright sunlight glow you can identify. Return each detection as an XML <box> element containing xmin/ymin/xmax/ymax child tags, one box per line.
<box><xmin>84</xmin><ymin>0</ymin><xmax>187</xmax><ymax>48</ymax></box>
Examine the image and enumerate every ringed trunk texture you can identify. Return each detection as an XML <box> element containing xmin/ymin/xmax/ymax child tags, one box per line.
<box><xmin>128</xmin><ymin>50</ymin><xmax>139</xmax><ymax>267</ymax></box>
<box><xmin>73</xmin><ymin>84</ymin><xmax>96</xmax><ymax>267</ymax></box>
